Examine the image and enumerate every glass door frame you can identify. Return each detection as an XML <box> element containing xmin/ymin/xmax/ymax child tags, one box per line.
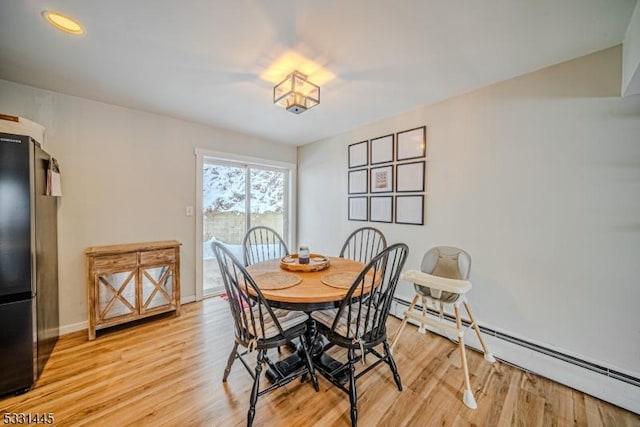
<box><xmin>194</xmin><ymin>148</ymin><xmax>297</xmax><ymax>301</ymax></box>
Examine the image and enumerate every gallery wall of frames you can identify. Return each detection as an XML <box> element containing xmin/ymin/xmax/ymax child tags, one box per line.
<box><xmin>347</xmin><ymin>125</ymin><xmax>426</xmax><ymax>225</ymax></box>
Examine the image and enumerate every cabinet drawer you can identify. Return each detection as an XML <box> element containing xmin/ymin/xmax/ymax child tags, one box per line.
<box><xmin>93</xmin><ymin>253</ymin><xmax>137</xmax><ymax>271</ymax></box>
<box><xmin>140</xmin><ymin>248</ymin><xmax>176</xmax><ymax>265</ymax></box>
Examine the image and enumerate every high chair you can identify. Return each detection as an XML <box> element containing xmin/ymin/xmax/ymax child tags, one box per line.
<box><xmin>391</xmin><ymin>246</ymin><xmax>495</xmax><ymax>409</ymax></box>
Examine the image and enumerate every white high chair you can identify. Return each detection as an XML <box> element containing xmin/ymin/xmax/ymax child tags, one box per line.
<box><xmin>390</xmin><ymin>246</ymin><xmax>495</xmax><ymax>409</ymax></box>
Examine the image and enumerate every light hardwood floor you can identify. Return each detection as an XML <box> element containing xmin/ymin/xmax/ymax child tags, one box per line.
<box><xmin>1</xmin><ymin>298</ymin><xmax>638</xmax><ymax>426</ymax></box>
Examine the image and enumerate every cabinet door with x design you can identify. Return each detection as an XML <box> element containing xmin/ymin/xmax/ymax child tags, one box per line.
<box><xmin>97</xmin><ymin>264</ymin><xmax>138</xmax><ymax>321</ymax></box>
<box><xmin>140</xmin><ymin>249</ymin><xmax>177</xmax><ymax>314</ymax></box>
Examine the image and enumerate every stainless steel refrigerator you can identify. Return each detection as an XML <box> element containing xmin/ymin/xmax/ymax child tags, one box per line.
<box><xmin>0</xmin><ymin>132</ymin><xmax>59</xmax><ymax>396</ymax></box>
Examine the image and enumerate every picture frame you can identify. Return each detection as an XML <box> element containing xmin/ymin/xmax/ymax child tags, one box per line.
<box><xmin>370</xmin><ymin>165</ymin><xmax>393</xmax><ymax>193</ymax></box>
<box><xmin>370</xmin><ymin>196</ymin><xmax>393</xmax><ymax>223</ymax></box>
<box><xmin>395</xmin><ymin>195</ymin><xmax>424</xmax><ymax>225</ymax></box>
<box><xmin>348</xmin><ymin>169</ymin><xmax>368</xmax><ymax>194</ymax></box>
<box><xmin>396</xmin><ymin>126</ymin><xmax>426</xmax><ymax>161</ymax></box>
<box><xmin>370</xmin><ymin>134</ymin><xmax>394</xmax><ymax>165</ymax></box>
<box><xmin>348</xmin><ymin>196</ymin><xmax>368</xmax><ymax>221</ymax></box>
<box><xmin>348</xmin><ymin>140</ymin><xmax>368</xmax><ymax>168</ymax></box>
<box><xmin>396</xmin><ymin>161</ymin><xmax>425</xmax><ymax>192</ymax></box>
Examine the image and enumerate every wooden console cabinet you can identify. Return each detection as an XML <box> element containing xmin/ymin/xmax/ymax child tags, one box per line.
<box><xmin>85</xmin><ymin>240</ymin><xmax>181</xmax><ymax>340</ymax></box>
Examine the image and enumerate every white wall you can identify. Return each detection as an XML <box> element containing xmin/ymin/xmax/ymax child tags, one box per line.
<box><xmin>0</xmin><ymin>79</ymin><xmax>297</xmax><ymax>330</ymax></box>
<box><xmin>298</xmin><ymin>46</ymin><xmax>640</xmax><ymax>377</ymax></box>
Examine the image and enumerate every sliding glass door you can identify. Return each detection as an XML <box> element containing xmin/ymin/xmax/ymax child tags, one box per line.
<box><xmin>202</xmin><ymin>159</ymin><xmax>289</xmax><ymax>296</ymax></box>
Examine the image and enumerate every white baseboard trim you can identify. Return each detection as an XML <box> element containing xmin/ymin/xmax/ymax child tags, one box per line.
<box><xmin>59</xmin><ymin>320</ymin><xmax>88</xmax><ymax>336</ymax></box>
<box><xmin>390</xmin><ymin>300</ymin><xmax>640</xmax><ymax>415</ymax></box>
<box><xmin>181</xmin><ymin>295</ymin><xmax>196</xmax><ymax>304</ymax></box>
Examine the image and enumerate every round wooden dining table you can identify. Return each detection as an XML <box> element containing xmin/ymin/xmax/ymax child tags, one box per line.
<box><xmin>245</xmin><ymin>256</ymin><xmax>366</xmax><ymax>311</ymax></box>
<box><xmin>247</xmin><ymin>255</ymin><xmax>368</xmax><ymax>383</ymax></box>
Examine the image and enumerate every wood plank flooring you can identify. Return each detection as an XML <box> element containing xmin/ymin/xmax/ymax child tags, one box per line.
<box><xmin>1</xmin><ymin>298</ymin><xmax>638</xmax><ymax>426</ymax></box>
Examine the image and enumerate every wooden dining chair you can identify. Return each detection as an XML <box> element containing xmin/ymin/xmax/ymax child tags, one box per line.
<box><xmin>243</xmin><ymin>226</ymin><xmax>289</xmax><ymax>266</ymax></box>
<box><xmin>212</xmin><ymin>242</ymin><xmax>319</xmax><ymax>427</ymax></box>
<box><xmin>339</xmin><ymin>226</ymin><xmax>387</xmax><ymax>264</ymax></box>
<box><xmin>311</xmin><ymin>243</ymin><xmax>408</xmax><ymax>427</ymax></box>
<box><xmin>390</xmin><ymin>246</ymin><xmax>495</xmax><ymax>409</ymax></box>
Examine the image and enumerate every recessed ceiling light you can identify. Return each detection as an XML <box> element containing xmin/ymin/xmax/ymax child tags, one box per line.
<box><xmin>42</xmin><ymin>11</ymin><xmax>84</xmax><ymax>35</ymax></box>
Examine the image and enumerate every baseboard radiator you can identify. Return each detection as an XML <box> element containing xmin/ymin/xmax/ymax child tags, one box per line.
<box><xmin>391</xmin><ymin>297</ymin><xmax>640</xmax><ymax>389</ymax></box>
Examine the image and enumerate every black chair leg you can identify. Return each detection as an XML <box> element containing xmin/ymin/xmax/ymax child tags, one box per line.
<box><xmin>223</xmin><ymin>341</ymin><xmax>239</xmax><ymax>382</ymax></box>
<box><xmin>347</xmin><ymin>348</ymin><xmax>358</xmax><ymax>427</ymax></box>
<box><xmin>300</xmin><ymin>336</ymin><xmax>319</xmax><ymax>392</ymax></box>
<box><xmin>247</xmin><ymin>349</ymin><xmax>265</xmax><ymax>427</ymax></box>
<box><xmin>383</xmin><ymin>340</ymin><xmax>403</xmax><ymax>391</ymax></box>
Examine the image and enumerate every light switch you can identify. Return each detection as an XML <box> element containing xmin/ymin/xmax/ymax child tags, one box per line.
<box><xmin>185</xmin><ymin>206</ymin><xmax>194</xmax><ymax>217</ymax></box>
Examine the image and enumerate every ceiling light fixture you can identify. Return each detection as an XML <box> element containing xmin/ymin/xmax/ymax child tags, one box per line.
<box><xmin>42</xmin><ymin>11</ymin><xmax>84</xmax><ymax>35</ymax></box>
<box><xmin>273</xmin><ymin>71</ymin><xmax>320</xmax><ymax>114</ymax></box>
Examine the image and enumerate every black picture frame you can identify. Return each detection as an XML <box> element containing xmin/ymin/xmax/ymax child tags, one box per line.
<box><xmin>396</xmin><ymin>161</ymin><xmax>425</xmax><ymax>192</ymax></box>
<box><xmin>396</xmin><ymin>126</ymin><xmax>426</xmax><ymax>161</ymax></box>
<box><xmin>348</xmin><ymin>168</ymin><xmax>368</xmax><ymax>194</ymax></box>
<box><xmin>370</xmin><ymin>196</ymin><xmax>393</xmax><ymax>223</ymax></box>
<box><xmin>348</xmin><ymin>140</ymin><xmax>368</xmax><ymax>168</ymax></box>
<box><xmin>395</xmin><ymin>195</ymin><xmax>424</xmax><ymax>225</ymax></box>
<box><xmin>370</xmin><ymin>134</ymin><xmax>394</xmax><ymax>165</ymax></box>
<box><xmin>370</xmin><ymin>165</ymin><xmax>393</xmax><ymax>193</ymax></box>
<box><xmin>348</xmin><ymin>196</ymin><xmax>368</xmax><ymax>221</ymax></box>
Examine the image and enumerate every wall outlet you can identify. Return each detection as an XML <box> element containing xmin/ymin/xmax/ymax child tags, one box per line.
<box><xmin>185</xmin><ymin>206</ymin><xmax>194</xmax><ymax>217</ymax></box>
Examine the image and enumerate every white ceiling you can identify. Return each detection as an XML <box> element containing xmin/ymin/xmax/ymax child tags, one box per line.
<box><xmin>0</xmin><ymin>1</ymin><xmax>637</xmax><ymax>146</ymax></box>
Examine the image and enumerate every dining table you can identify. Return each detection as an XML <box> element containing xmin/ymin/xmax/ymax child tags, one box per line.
<box><xmin>246</xmin><ymin>255</ymin><xmax>368</xmax><ymax>383</ymax></box>
<box><xmin>246</xmin><ymin>255</ymin><xmax>367</xmax><ymax>311</ymax></box>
